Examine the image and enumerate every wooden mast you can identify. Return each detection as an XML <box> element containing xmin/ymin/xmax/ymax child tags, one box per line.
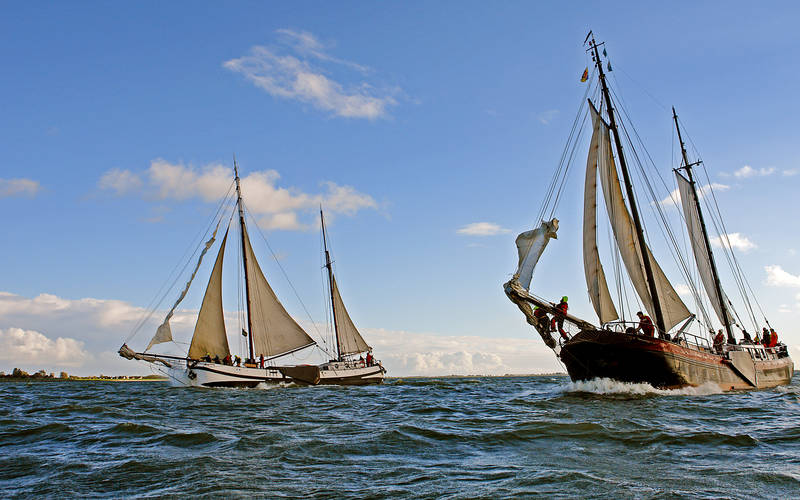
<box><xmin>589</xmin><ymin>35</ymin><xmax>666</xmax><ymax>335</ymax></box>
<box><xmin>672</xmin><ymin>108</ymin><xmax>734</xmax><ymax>344</ymax></box>
<box><xmin>234</xmin><ymin>158</ymin><xmax>255</xmax><ymax>361</ymax></box>
<box><xmin>321</xmin><ymin>208</ymin><xmax>342</xmax><ymax>360</ymax></box>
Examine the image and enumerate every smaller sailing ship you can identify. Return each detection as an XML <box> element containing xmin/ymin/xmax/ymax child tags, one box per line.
<box><xmin>504</xmin><ymin>34</ymin><xmax>793</xmax><ymax>391</ymax></box>
<box><xmin>119</xmin><ymin>162</ymin><xmax>385</xmax><ymax>387</ymax></box>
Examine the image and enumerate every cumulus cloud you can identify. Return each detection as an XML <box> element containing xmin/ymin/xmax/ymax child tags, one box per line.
<box><xmin>0</xmin><ymin>290</ymin><xmax>564</xmax><ymax>377</ymax></box>
<box><xmin>99</xmin><ymin>160</ymin><xmax>377</xmax><ymax>230</ymax></box>
<box><xmin>0</xmin><ymin>178</ymin><xmax>40</xmax><ymax>198</ymax></box>
<box><xmin>764</xmin><ymin>265</ymin><xmax>800</xmax><ymax>287</ymax></box>
<box><xmin>733</xmin><ymin>165</ymin><xmax>775</xmax><ymax>178</ymax></box>
<box><xmin>782</xmin><ymin>169</ymin><xmax>798</xmax><ymax>177</ymax></box>
<box><xmin>659</xmin><ymin>182</ymin><xmax>729</xmax><ymax>206</ymax></box>
<box><xmin>223</xmin><ymin>29</ymin><xmax>398</xmax><ymax>119</ymax></box>
<box><xmin>365</xmin><ymin>327</ymin><xmax>561</xmax><ymax>376</ymax></box>
<box><xmin>457</xmin><ymin>222</ymin><xmax>511</xmax><ymax>236</ymax></box>
<box><xmin>0</xmin><ymin>327</ymin><xmax>89</xmax><ymax>368</ymax></box>
<box><xmin>710</xmin><ymin>232</ymin><xmax>757</xmax><ymax>253</ymax></box>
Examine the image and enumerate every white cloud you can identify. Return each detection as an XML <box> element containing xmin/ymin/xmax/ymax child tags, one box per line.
<box><xmin>0</xmin><ymin>290</ymin><xmax>564</xmax><ymax>377</ymax></box>
<box><xmin>782</xmin><ymin>169</ymin><xmax>798</xmax><ymax>177</ymax></box>
<box><xmin>457</xmin><ymin>222</ymin><xmax>511</xmax><ymax>236</ymax></box>
<box><xmin>537</xmin><ymin>109</ymin><xmax>559</xmax><ymax>125</ymax></box>
<box><xmin>100</xmin><ymin>160</ymin><xmax>377</xmax><ymax>230</ymax></box>
<box><xmin>223</xmin><ymin>29</ymin><xmax>398</xmax><ymax>120</ymax></box>
<box><xmin>0</xmin><ymin>178</ymin><xmax>40</xmax><ymax>198</ymax></box>
<box><xmin>365</xmin><ymin>327</ymin><xmax>561</xmax><ymax>376</ymax></box>
<box><xmin>733</xmin><ymin>165</ymin><xmax>775</xmax><ymax>178</ymax></box>
<box><xmin>98</xmin><ymin>168</ymin><xmax>143</xmax><ymax>195</ymax></box>
<box><xmin>764</xmin><ymin>265</ymin><xmax>800</xmax><ymax>287</ymax></box>
<box><xmin>710</xmin><ymin>232</ymin><xmax>757</xmax><ymax>253</ymax></box>
<box><xmin>0</xmin><ymin>327</ymin><xmax>89</xmax><ymax>368</ymax></box>
<box><xmin>674</xmin><ymin>283</ymin><xmax>692</xmax><ymax>297</ymax></box>
<box><xmin>659</xmin><ymin>182</ymin><xmax>729</xmax><ymax>206</ymax></box>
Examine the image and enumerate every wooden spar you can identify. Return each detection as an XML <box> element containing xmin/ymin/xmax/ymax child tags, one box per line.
<box><xmin>589</xmin><ymin>35</ymin><xmax>667</xmax><ymax>335</ymax></box>
<box><xmin>234</xmin><ymin>158</ymin><xmax>255</xmax><ymax>361</ymax></box>
<box><xmin>321</xmin><ymin>209</ymin><xmax>342</xmax><ymax>360</ymax></box>
<box><xmin>672</xmin><ymin>108</ymin><xmax>734</xmax><ymax>344</ymax></box>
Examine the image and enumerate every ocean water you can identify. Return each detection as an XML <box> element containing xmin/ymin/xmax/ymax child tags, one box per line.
<box><xmin>1</xmin><ymin>375</ymin><xmax>798</xmax><ymax>499</ymax></box>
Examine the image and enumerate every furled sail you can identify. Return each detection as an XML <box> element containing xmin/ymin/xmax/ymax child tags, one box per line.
<box><xmin>584</xmin><ymin>109</ymin><xmax>619</xmax><ymax>324</ymax></box>
<box><xmin>242</xmin><ymin>224</ymin><xmax>316</xmax><ymax>358</ymax></box>
<box><xmin>513</xmin><ymin>218</ymin><xmax>559</xmax><ymax>290</ymax></box>
<box><xmin>675</xmin><ymin>171</ymin><xmax>733</xmax><ymax>326</ymax></box>
<box><xmin>147</xmin><ymin>221</ymin><xmax>221</xmax><ymax>351</ymax></box>
<box><xmin>330</xmin><ymin>274</ymin><xmax>371</xmax><ymax>355</ymax></box>
<box><xmin>592</xmin><ymin>104</ymin><xmax>691</xmax><ymax>331</ymax></box>
<box><xmin>188</xmin><ymin>229</ymin><xmax>231</xmax><ymax>359</ymax></box>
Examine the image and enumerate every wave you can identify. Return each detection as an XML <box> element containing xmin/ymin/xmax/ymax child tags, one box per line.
<box><xmin>564</xmin><ymin>377</ymin><xmax>723</xmax><ymax>396</ymax></box>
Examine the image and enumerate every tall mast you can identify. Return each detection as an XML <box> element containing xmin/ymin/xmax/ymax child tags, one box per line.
<box><xmin>589</xmin><ymin>35</ymin><xmax>666</xmax><ymax>335</ymax></box>
<box><xmin>672</xmin><ymin>108</ymin><xmax>734</xmax><ymax>344</ymax></box>
<box><xmin>321</xmin><ymin>209</ymin><xmax>342</xmax><ymax>360</ymax></box>
<box><xmin>234</xmin><ymin>158</ymin><xmax>255</xmax><ymax>361</ymax></box>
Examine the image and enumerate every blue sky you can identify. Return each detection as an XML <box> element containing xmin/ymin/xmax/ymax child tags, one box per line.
<box><xmin>1</xmin><ymin>2</ymin><xmax>799</xmax><ymax>376</ymax></box>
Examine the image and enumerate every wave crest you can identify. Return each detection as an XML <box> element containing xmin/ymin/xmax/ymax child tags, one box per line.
<box><xmin>565</xmin><ymin>378</ymin><xmax>723</xmax><ymax>396</ymax></box>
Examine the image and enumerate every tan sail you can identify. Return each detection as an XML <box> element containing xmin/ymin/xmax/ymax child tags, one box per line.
<box><xmin>242</xmin><ymin>224</ymin><xmax>316</xmax><ymax>358</ymax></box>
<box><xmin>593</xmin><ymin>105</ymin><xmax>691</xmax><ymax>331</ymax></box>
<box><xmin>513</xmin><ymin>219</ymin><xmax>559</xmax><ymax>291</ymax></box>
<box><xmin>584</xmin><ymin>108</ymin><xmax>619</xmax><ymax>324</ymax></box>
<box><xmin>188</xmin><ymin>230</ymin><xmax>231</xmax><ymax>359</ymax></box>
<box><xmin>331</xmin><ymin>274</ymin><xmax>370</xmax><ymax>355</ymax></box>
<box><xmin>147</xmin><ymin>222</ymin><xmax>221</xmax><ymax>351</ymax></box>
<box><xmin>675</xmin><ymin>171</ymin><xmax>733</xmax><ymax>326</ymax></box>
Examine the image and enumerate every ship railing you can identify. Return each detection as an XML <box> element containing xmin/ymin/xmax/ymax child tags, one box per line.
<box><xmin>602</xmin><ymin>321</ymin><xmax>713</xmax><ymax>352</ymax></box>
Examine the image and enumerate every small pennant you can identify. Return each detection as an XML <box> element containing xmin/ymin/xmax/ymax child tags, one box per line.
<box><xmin>607</xmin><ymin>61</ymin><xmax>613</xmax><ymax>72</ymax></box>
<box><xmin>580</xmin><ymin>67</ymin><xmax>589</xmax><ymax>82</ymax></box>
<box><xmin>603</xmin><ymin>48</ymin><xmax>607</xmax><ymax>57</ymax></box>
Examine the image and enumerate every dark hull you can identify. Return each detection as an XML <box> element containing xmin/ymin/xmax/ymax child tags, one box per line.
<box><xmin>560</xmin><ymin>330</ymin><xmax>793</xmax><ymax>391</ymax></box>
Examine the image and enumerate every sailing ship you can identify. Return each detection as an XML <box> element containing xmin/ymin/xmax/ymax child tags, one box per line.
<box><xmin>119</xmin><ymin>162</ymin><xmax>385</xmax><ymax>387</ymax></box>
<box><xmin>504</xmin><ymin>34</ymin><xmax>793</xmax><ymax>391</ymax></box>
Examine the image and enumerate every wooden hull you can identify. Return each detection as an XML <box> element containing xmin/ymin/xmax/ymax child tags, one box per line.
<box><xmin>560</xmin><ymin>330</ymin><xmax>793</xmax><ymax>391</ymax></box>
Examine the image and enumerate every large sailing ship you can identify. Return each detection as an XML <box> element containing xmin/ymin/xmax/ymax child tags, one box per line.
<box><xmin>504</xmin><ymin>34</ymin><xmax>793</xmax><ymax>391</ymax></box>
<box><xmin>119</xmin><ymin>162</ymin><xmax>385</xmax><ymax>387</ymax></box>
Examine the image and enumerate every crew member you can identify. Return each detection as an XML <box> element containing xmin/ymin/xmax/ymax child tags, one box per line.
<box><xmin>635</xmin><ymin>311</ymin><xmax>654</xmax><ymax>337</ymax></box>
<box><xmin>366</xmin><ymin>351</ymin><xmax>374</xmax><ymax>366</ymax></box>
<box><xmin>713</xmin><ymin>329</ymin><xmax>725</xmax><ymax>353</ymax></box>
<box><xmin>761</xmin><ymin>328</ymin><xmax>771</xmax><ymax>347</ymax></box>
<box><xmin>259</xmin><ymin>354</ymin><xmax>265</xmax><ymax>369</ymax></box>
<box><xmin>769</xmin><ymin>329</ymin><xmax>779</xmax><ymax>348</ymax></box>
<box><xmin>741</xmin><ymin>329</ymin><xmax>753</xmax><ymax>344</ymax></box>
<box><xmin>533</xmin><ymin>305</ymin><xmax>550</xmax><ymax>332</ymax></box>
<box><xmin>550</xmin><ymin>296</ymin><xmax>569</xmax><ymax>339</ymax></box>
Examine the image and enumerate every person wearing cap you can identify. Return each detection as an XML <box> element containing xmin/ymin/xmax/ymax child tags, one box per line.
<box><xmin>550</xmin><ymin>296</ymin><xmax>569</xmax><ymax>340</ymax></box>
<box><xmin>635</xmin><ymin>311</ymin><xmax>654</xmax><ymax>337</ymax></box>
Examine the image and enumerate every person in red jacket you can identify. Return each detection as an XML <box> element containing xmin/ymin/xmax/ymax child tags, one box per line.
<box><xmin>550</xmin><ymin>296</ymin><xmax>569</xmax><ymax>339</ymax></box>
<box><xmin>635</xmin><ymin>311</ymin><xmax>655</xmax><ymax>337</ymax></box>
<box><xmin>769</xmin><ymin>329</ymin><xmax>779</xmax><ymax>348</ymax></box>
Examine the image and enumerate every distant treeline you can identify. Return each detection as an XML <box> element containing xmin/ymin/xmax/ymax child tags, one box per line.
<box><xmin>0</xmin><ymin>368</ymin><xmax>166</xmax><ymax>381</ymax></box>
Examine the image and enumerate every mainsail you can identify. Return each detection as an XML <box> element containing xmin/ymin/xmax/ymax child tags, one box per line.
<box><xmin>591</xmin><ymin>104</ymin><xmax>691</xmax><ymax>331</ymax></box>
<box><xmin>675</xmin><ymin>171</ymin><xmax>733</xmax><ymax>327</ymax></box>
<box><xmin>513</xmin><ymin>219</ymin><xmax>559</xmax><ymax>290</ymax></box>
<box><xmin>242</xmin><ymin>224</ymin><xmax>316</xmax><ymax>358</ymax></box>
<box><xmin>147</xmin><ymin>221</ymin><xmax>221</xmax><ymax>351</ymax></box>
<box><xmin>188</xmin><ymin>229</ymin><xmax>231</xmax><ymax>359</ymax></box>
<box><xmin>584</xmin><ymin>109</ymin><xmax>619</xmax><ymax>324</ymax></box>
<box><xmin>330</xmin><ymin>274</ymin><xmax>371</xmax><ymax>355</ymax></box>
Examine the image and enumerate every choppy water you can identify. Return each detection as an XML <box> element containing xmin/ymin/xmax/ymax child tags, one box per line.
<box><xmin>1</xmin><ymin>375</ymin><xmax>798</xmax><ymax>499</ymax></box>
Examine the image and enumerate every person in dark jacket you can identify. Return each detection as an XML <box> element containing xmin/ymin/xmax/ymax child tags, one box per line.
<box><xmin>635</xmin><ymin>311</ymin><xmax>654</xmax><ymax>337</ymax></box>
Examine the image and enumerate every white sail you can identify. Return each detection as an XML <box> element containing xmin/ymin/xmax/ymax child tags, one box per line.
<box><xmin>675</xmin><ymin>171</ymin><xmax>733</xmax><ymax>327</ymax></box>
<box><xmin>593</xmin><ymin>105</ymin><xmax>691</xmax><ymax>331</ymax></box>
<box><xmin>584</xmin><ymin>109</ymin><xmax>619</xmax><ymax>324</ymax></box>
<box><xmin>514</xmin><ymin>218</ymin><xmax>559</xmax><ymax>290</ymax></box>
<box><xmin>331</xmin><ymin>274</ymin><xmax>370</xmax><ymax>356</ymax></box>
<box><xmin>188</xmin><ymin>230</ymin><xmax>231</xmax><ymax>359</ymax></box>
<box><xmin>242</xmin><ymin>224</ymin><xmax>316</xmax><ymax>358</ymax></box>
<box><xmin>147</xmin><ymin>221</ymin><xmax>221</xmax><ymax>351</ymax></box>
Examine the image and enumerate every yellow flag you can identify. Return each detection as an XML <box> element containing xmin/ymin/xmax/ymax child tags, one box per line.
<box><xmin>580</xmin><ymin>67</ymin><xmax>589</xmax><ymax>82</ymax></box>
